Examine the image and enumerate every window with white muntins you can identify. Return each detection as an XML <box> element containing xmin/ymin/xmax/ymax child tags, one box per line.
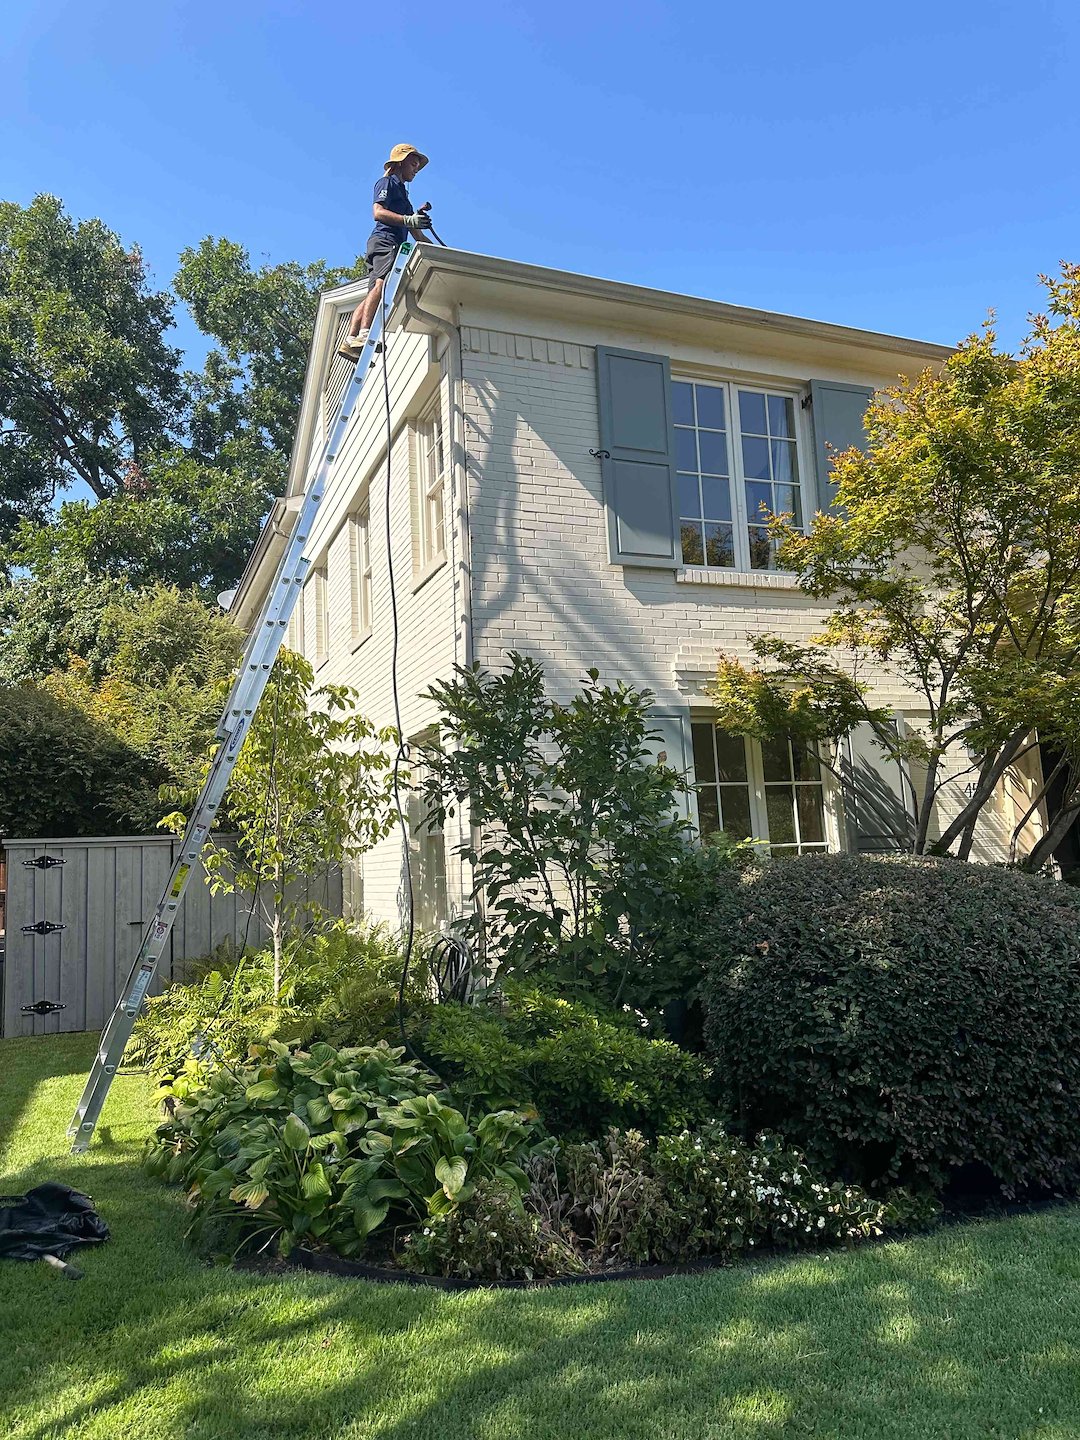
<box><xmin>287</xmin><ymin>584</ymin><xmax>305</xmax><ymax>655</ymax></box>
<box><xmin>691</xmin><ymin>722</ymin><xmax>828</xmax><ymax>854</ymax></box>
<box><xmin>417</xmin><ymin>400</ymin><xmax>447</xmax><ymax>569</ymax></box>
<box><xmin>349</xmin><ymin>504</ymin><xmax>372</xmax><ymax>643</ymax></box>
<box><xmin>674</xmin><ymin>381</ymin><xmax>805</xmax><ymax>572</ymax></box>
<box><xmin>309</xmin><ymin>564</ymin><xmax>329</xmax><ymax>666</ymax></box>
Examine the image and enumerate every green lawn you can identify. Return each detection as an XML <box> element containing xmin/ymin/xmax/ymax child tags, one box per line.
<box><xmin>3</xmin><ymin>1036</ymin><xmax>1080</xmax><ymax>1440</ymax></box>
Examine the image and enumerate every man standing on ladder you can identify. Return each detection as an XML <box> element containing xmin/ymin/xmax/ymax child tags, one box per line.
<box><xmin>337</xmin><ymin>143</ymin><xmax>433</xmax><ymax>363</ymax></box>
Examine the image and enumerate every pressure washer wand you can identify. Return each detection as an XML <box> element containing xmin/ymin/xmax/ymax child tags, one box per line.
<box><xmin>419</xmin><ymin>201</ymin><xmax>448</xmax><ymax>247</ymax></box>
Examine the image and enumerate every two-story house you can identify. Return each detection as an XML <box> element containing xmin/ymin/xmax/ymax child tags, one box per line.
<box><xmin>230</xmin><ymin>246</ymin><xmax>1049</xmax><ymax>929</ymax></box>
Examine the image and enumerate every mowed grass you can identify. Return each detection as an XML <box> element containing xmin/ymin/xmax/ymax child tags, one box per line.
<box><xmin>3</xmin><ymin>1035</ymin><xmax>1080</xmax><ymax>1440</ymax></box>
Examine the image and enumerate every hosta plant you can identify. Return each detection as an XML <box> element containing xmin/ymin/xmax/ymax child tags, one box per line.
<box><xmin>145</xmin><ymin>1039</ymin><xmax>541</xmax><ymax>1257</ymax></box>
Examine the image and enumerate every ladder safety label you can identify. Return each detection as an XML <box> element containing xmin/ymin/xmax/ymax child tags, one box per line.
<box><xmin>126</xmin><ymin>968</ymin><xmax>155</xmax><ymax>1010</ymax></box>
<box><xmin>169</xmin><ymin>865</ymin><xmax>190</xmax><ymax>899</ymax></box>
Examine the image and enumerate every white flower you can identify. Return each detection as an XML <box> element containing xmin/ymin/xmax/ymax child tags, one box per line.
<box><xmin>817</xmin><ymin>1217</ymin><xmax>825</xmax><ymax>1229</ymax></box>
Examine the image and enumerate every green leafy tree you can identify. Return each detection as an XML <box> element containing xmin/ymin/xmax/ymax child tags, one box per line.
<box><xmin>164</xmin><ymin>651</ymin><xmax>397</xmax><ymax>994</ymax></box>
<box><xmin>711</xmin><ymin>265</ymin><xmax>1080</xmax><ymax>867</ymax></box>
<box><xmin>45</xmin><ymin>585</ymin><xmax>243</xmax><ymax>798</ymax></box>
<box><xmin>0</xmin><ymin>535</ymin><xmax>127</xmax><ymax>683</ymax></box>
<box><xmin>175</xmin><ymin>236</ymin><xmax>364</xmax><ymax>461</ymax></box>
<box><xmin>0</xmin><ymin>586</ymin><xmax>243</xmax><ymax>836</ymax></box>
<box><xmin>0</xmin><ymin>194</ymin><xmax>182</xmax><ymax>529</ymax></box>
<box><xmin>420</xmin><ymin>655</ymin><xmax>691</xmax><ymax>1003</ymax></box>
<box><xmin>7</xmin><ymin>447</ymin><xmax>277</xmax><ymax>601</ymax></box>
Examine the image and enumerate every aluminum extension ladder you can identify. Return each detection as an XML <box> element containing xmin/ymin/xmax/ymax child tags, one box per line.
<box><xmin>67</xmin><ymin>239</ymin><xmax>420</xmax><ymax>1151</ymax></box>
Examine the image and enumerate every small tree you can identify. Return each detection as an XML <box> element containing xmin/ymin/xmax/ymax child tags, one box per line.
<box><xmin>420</xmin><ymin>654</ymin><xmax>691</xmax><ymax>1003</ymax></box>
<box><xmin>164</xmin><ymin>651</ymin><xmax>397</xmax><ymax>993</ymax></box>
<box><xmin>711</xmin><ymin>265</ymin><xmax>1080</xmax><ymax>865</ymax></box>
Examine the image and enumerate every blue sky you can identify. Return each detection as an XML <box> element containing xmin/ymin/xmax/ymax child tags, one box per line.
<box><xmin>3</xmin><ymin>0</ymin><xmax>1077</xmax><ymax>363</ymax></box>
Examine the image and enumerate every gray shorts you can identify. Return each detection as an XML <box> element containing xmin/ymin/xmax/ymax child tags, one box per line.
<box><xmin>365</xmin><ymin>232</ymin><xmax>401</xmax><ymax>287</ymax></box>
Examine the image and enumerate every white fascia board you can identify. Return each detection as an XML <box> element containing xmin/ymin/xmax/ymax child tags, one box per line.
<box><xmin>409</xmin><ymin>247</ymin><xmax>953</xmax><ymax>368</ymax></box>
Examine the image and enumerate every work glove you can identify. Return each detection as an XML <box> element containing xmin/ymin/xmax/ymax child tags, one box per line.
<box><xmin>404</xmin><ymin>212</ymin><xmax>433</xmax><ymax>231</ymax></box>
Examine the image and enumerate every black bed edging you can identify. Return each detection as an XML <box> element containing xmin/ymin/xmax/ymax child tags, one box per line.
<box><xmin>293</xmin><ymin>1246</ymin><xmax>731</xmax><ymax>1289</ymax></box>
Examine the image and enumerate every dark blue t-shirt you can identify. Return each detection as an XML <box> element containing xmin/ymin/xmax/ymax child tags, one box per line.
<box><xmin>372</xmin><ymin>173</ymin><xmax>411</xmax><ymax>245</ymax></box>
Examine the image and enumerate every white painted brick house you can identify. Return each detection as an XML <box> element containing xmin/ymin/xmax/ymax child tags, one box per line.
<box><xmin>230</xmin><ymin>247</ymin><xmax>1048</xmax><ymax>929</ymax></box>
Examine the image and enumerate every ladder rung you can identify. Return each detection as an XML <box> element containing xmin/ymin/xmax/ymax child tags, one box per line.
<box><xmin>67</xmin><ymin>239</ymin><xmax>420</xmax><ymax>1152</ymax></box>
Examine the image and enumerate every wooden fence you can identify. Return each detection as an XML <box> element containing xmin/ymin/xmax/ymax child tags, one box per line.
<box><xmin>1</xmin><ymin>836</ymin><xmax>342</xmax><ymax>1038</ymax></box>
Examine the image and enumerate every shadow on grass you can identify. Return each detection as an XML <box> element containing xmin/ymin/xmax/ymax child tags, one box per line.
<box><xmin>4</xmin><ymin>1043</ymin><xmax>1080</xmax><ymax>1440</ymax></box>
<box><xmin>0</xmin><ymin>1032</ymin><xmax>97</xmax><ymax>1158</ymax></box>
<box><xmin>8</xmin><ymin>1209</ymin><xmax>1080</xmax><ymax>1440</ymax></box>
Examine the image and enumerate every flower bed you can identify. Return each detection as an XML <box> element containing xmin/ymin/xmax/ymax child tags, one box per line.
<box><xmin>146</xmin><ymin>1039</ymin><xmax>922</xmax><ymax>1283</ymax></box>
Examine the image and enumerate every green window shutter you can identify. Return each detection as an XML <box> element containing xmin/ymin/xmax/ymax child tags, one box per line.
<box><xmin>595</xmin><ymin>346</ymin><xmax>679</xmax><ymax>566</ymax></box>
<box><xmin>808</xmin><ymin>380</ymin><xmax>874</xmax><ymax>512</ymax></box>
<box><xmin>840</xmin><ymin>719</ymin><xmax>916</xmax><ymax>852</ymax></box>
<box><xmin>643</xmin><ymin>707</ymin><xmax>693</xmax><ymax>820</ymax></box>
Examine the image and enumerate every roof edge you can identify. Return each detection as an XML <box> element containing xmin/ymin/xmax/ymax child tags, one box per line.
<box><xmin>410</xmin><ymin>246</ymin><xmax>954</xmax><ymax>361</ymax></box>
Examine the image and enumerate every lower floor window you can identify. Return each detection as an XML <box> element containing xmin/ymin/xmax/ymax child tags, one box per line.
<box><xmin>691</xmin><ymin>722</ymin><xmax>828</xmax><ymax>854</ymax></box>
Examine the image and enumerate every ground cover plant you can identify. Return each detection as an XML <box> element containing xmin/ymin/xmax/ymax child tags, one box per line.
<box><xmin>405</xmin><ymin>1125</ymin><xmax>921</xmax><ymax>1282</ymax></box>
<box><xmin>700</xmin><ymin>852</ymin><xmax>1080</xmax><ymax>1195</ymax></box>
<box><xmin>6</xmin><ymin>1033</ymin><xmax>1080</xmax><ymax>1440</ymax></box>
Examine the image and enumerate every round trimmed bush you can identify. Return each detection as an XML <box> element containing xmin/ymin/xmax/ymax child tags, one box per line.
<box><xmin>700</xmin><ymin>854</ymin><xmax>1080</xmax><ymax>1195</ymax></box>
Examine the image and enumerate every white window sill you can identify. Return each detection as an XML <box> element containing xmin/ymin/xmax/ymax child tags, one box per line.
<box><xmin>350</xmin><ymin>628</ymin><xmax>372</xmax><ymax>655</ymax></box>
<box><xmin>412</xmin><ymin>553</ymin><xmax>447</xmax><ymax>595</ymax></box>
<box><xmin>676</xmin><ymin>566</ymin><xmax>801</xmax><ymax>590</ymax></box>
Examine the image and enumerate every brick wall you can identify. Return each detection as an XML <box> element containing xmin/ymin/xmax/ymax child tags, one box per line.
<box><xmin>460</xmin><ymin>325</ymin><xmax>1042</xmax><ymax>863</ymax></box>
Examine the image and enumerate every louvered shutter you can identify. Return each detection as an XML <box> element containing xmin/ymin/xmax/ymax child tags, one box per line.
<box><xmin>595</xmin><ymin>347</ymin><xmax>679</xmax><ymax>566</ymax></box>
<box><xmin>643</xmin><ymin>707</ymin><xmax>694</xmax><ymax>821</ymax></box>
<box><xmin>840</xmin><ymin>720</ymin><xmax>916</xmax><ymax>852</ymax></box>
<box><xmin>808</xmin><ymin>380</ymin><xmax>874</xmax><ymax>512</ymax></box>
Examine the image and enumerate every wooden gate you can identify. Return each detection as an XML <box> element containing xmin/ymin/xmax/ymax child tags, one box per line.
<box><xmin>1</xmin><ymin>836</ymin><xmax>341</xmax><ymax>1038</ymax></box>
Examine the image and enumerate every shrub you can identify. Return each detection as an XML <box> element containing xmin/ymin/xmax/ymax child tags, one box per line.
<box><xmin>419</xmin><ymin>985</ymin><xmax>715</xmax><ymax>1139</ymax></box>
<box><xmin>419</xmin><ymin>655</ymin><xmax>692</xmax><ymax>1006</ymax></box>
<box><xmin>0</xmin><ymin>683</ymin><xmax>162</xmax><ymax>837</ymax></box>
<box><xmin>145</xmin><ymin>1039</ymin><xmax>540</xmax><ymax>1258</ymax></box>
<box><xmin>700</xmin><ymin>853</ymin><xmax>1080</xmax><ymax>1195</ymax></box>
<box><xmin>401</xmin><ymin>1180</ymin><xmax>583</xmax><ymax>1281</ymax></box>
<box><xmin>517</xmin><ymin>1124</ymin><xmax>915</xmax><ymax>1274</ymax></box>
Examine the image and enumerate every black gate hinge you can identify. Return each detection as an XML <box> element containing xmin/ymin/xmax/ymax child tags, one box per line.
<box><xmin>22</xmin><ymin>855</ymin><xmax>65</xmax><ymax>870</ymax></box>
<box><xmin>21</xmin><ymin>920</ymin><xmax>66</xmax><ymax>936</ymax></box>
<box><xmin>21</xmin><ymin>999</ymin><xmax>66</xmax><ymax>1015</ymax></box>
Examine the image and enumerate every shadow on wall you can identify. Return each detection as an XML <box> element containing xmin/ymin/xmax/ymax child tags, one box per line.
<box><xmin>463</xmin><ymin>367</ymin><xmax>706</xmax><ymax>699</ymax></box>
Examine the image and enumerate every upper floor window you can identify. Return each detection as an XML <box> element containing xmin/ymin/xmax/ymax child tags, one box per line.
<box><xmin>674</xmin><ymin>380</ymin><xmax>804</xmax><ymax>572</ymax></box>
<box><xmin>349</xmin><ymin>504</ymin><xmax>372</xmax><ymax>643</ymax></box>
<box><xmin>287</xmin><ymin>584</ymin><xmax>305</xmax><ymax>655</ymax></box>
<box><xmin>691</xmin><ymin>721</ymin><xmax>827</xmax><ymax>854</ymax></box>
<box><xmin>309</xmin><ymin>563</ymin><xmax>329</xmax><ymax>666</ymax></box>
<box><xmin>417</xmin><ymin>400</ymin><xmax>447</xmax><ymax>569</ymax></box>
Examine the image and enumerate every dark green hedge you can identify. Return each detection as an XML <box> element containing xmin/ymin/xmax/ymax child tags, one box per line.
<box><xmin>420</xmin><ymin>985</ymin><xmax>714</xmax><ymax>1140</ymax></box>
<box><xmin>700</xmin><ymin>854</ymin><xmax>1080</xmax><ymax>1195</ymax></box>
<box><xmin>0</xmin><ymin>684</ymin><xmax>160</xmax><ymax>838</ymax></box>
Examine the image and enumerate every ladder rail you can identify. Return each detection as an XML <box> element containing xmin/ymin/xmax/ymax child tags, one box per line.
<box><xmin>68</xmin><ymin>240</ymin><xmax>419</xmax><ymax>1151</ymax></box>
